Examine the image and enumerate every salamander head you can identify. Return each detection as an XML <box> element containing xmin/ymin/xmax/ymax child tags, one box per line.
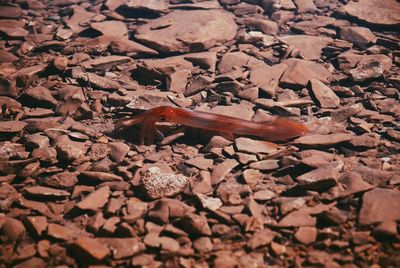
<box><xmin>153</xmin><ymin>106</ymin><xmax>176</xmax><ymax>122</ymax></box>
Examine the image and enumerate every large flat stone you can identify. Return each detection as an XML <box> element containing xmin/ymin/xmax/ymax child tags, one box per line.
<box><xmin>135</xmin><ymin>10</ymin><xmax>237</xmax><ymax>53</ymax></box>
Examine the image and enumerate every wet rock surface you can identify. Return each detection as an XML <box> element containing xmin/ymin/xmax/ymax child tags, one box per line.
<box><xmin>0</xmin><ymin>0</ymin><xmax>399</xmax><ymax>267</ymax></box>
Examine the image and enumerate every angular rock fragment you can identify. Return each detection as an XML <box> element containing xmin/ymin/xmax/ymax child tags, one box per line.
<box><xmin>0</xmin><ymin>216</ymin><xmax>25</xmax><ymax>242</ymax></box>
<box><xmin>21</xmin><ymin>86</ymin><xmax>58</xmax><ymax>108</ymax></box>
<box><xmin>341</xmin><ymin>0</ymin><xmax>400</xmax><ymax>27</ymax></box>
<box><xmin>250</xmin><ymin>63</ymin><xmax>288</xmax><ymax>96</ymax></box>
<box><xmin>25</xmin><ymin>186</ymin><xmax>70</xmax><ymax>199</ymax></box>
<box><xmin>185</xmin><ymin>157</ymin><xmax>214</xmax><ymax>171</ymax></box>
<box><xmin>211</xmin><ymin>159</ymin><xmax>239</xmax><ymax>185</ymax></box>
<box><xmin>280</xmin><ymin>58</ymin><xmax>331</xmax><ymax>87</ymax></box>
<box><xmin>47</xmin><ymin>223</ymin><xmax>74</xmax><ymax>241</ymax></box>
<box><xmin>76</xmin><ymin>186</ymin><xmax>110</xmax><ymax>212</ymax></box>
<box><xmin>249</xmin><ymin>159</ymin><xmax>280</xmax><ymax>171</ymax></box>
<box><xmin>247</xmin><ymin>228</ymin><xmax>276</xmax><ymax>249</ymax></box>
<box><xmin>0</xmin><ymin>75</ymin><xmax>18</xmax><ymax>97</ymax></box>
<box><xmin>135</xmin><ymin>10</ymin><xmax>237</xmax><ymax>53</ymax></box>
<box><xmin>295</xmin><ymin>226</ymin><xmax>317</xmax><ymax>245</ymax></box>
<box><xmin>359</xmin><ymin>188</ymin><xmax>400</xmax><ymax>225</ymax></box>
<box><xmin>109</xmin><ymin>39</ymin><xmax>158</xmax><ymax>56</ymax></box>
<box><xmin>294</xmin><ymin>133</ymin><xmax>353</xmax><ymax>147</ymax></box>
<box><xmin>280</xmin><ymin>35</ymin><xmax>332</xmax><ymax>60</ymax></box>
<box><xmin>0</xmin><ymin>121</ymin><xmax>27</xmax><ymax>135</ymax></box>
<box><xmin>309</xmin><ymin>79</ymin><xmax>340</xmax><ymax>108</ymax></box>
<box><xmin>335</xmin><ymin>172</ymin><xmax>373</xmax><ymax>198</ymax></box>
<box><xmin>235</xmin><ymin>137</ymin><xmax>278</xmax><ymax>154</ymax></box>
<box><xmin>340</xmin><ymin>26</ymin><xmax>376</xmax><ymax>49</ymax></box>
<box><xmin>177</xmin><ymin>213</ymin><xmax>212</xmax><ymax>236</ymax></box>
<box><xmin>89</xmin><ymin>20</ymin><xmax>128</xmax><ymax>37</ymax></box>
<box><xmin>72</xmin><ymin>237</ymin><xmax>111</xmax><ymax>262</ymax></box>
<box><xmin>349</xmin><ymin>54</ymin><xmax>392</xmax><ymax>82</ymax></box>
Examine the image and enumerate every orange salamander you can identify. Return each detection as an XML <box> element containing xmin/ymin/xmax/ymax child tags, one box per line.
<box><xmin>116</xmin><ymin>106</ymin><xmax>309</xmax><ymax>145</ymax></box>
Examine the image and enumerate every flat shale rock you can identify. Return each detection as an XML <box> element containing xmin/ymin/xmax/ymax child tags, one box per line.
<box><xmin>295</xmin><ymin>226</ymin><xmax>317</xmax><ymax>245</ymax></box>
<box><xmin>249</xmin><ymin>63</ymin><xmax>288</xmax><ymax>96</ymax></box>
<box><xmin>340</xmin><ymin>26</ymin><xmax>376</xmax><ymax>49</ymax></box>
<box><xmin>89</xmin><ymin>20</ymin><xmax>128</xmax><ymax>37</ymax></box>
<box><xmin>0</xmin><ymin>121</ymin><xmax>26</xmax><ymax>134</ymax></box>
<box><xmin>72</xmin><ymin>237</ymin><xmax>111</xmax><ymax>262</ymax></box>
<box><xmin>1</xmin><ymin>0</ymin><xmax>399</xmax><ymax>266</ymax></box>
<box><xmin>309</xmin><ymin>79</ymin><xmax>340</xmax><ymax>108</ymax></box>
<box><xmin>22</xmin><ymin>86</ymin><xmax>58</xmax><ymax>108</ymax></box>
<box><xmin>235</xmin><ymin>137</ymin><xmax>278</xmax><ymax>154</ymax></box>
<box><xmin>280</xmin><ymin>58</ymin><xmax>331</xmax><ymax>87</ymax></box>
<box><xmin>341</xmin><ymin>0</ymin><xmax>400</xmax><ymax>26</ymax></box>
<box><xmin>78</xmin><ymin>171</ymin><xmax>123</xmax><ymax>183</ymax></box>
<box><xmin>349</xmin><ymin>54</ymin><xmax>392</xmax><ymax>82</ymax></box>
<box><xmin>109</xmin><ymin>39</ymin><xmax>158</xmax><ymax>56</ymax></box>
<box><xmin>280</xmin><ymin>35</ymin><xmax>332</xmax><ymax>60</ymax></box>
<box><xmin>296</xmin><ymin>161</ymin><xmax>342</xmax><ymax>191</ymax></box>
<box><xmin>294</xmin><ymin>133</ymin><xmax>353</xmax><ymax>147</ymax></box>
<box><xmin>359</xmin><ymin>188</ymin><xmax>400</xmax><ymax>225</ymax></box>
<box><xmin>0</xmin><ymin>75</ymin><xmax>18</xmax><ymax>97</ymax></box>
<box><xmin>25</xmin><ymin>186</ymin><xmax>70</xmax><ymax>199</ymax></box>
<box><xmin>98</xmin><ymin>238</ymin><xmax>144</xmax><ymax>259</ymax></box>
<box><xmin>336</xmin><ymin>172</ymin><xmax>373</xmax><ymax>198</ymax></box>
<box><xmin>76</xmin><ymin>186</ymin><xmax>110</xmax><ymax>211</ymax></box>
<box><xmin>135</xmin><ymin>10</ymin><xmax>237</xmax><ymax>53</ymax></box>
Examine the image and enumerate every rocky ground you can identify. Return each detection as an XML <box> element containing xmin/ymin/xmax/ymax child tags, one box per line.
<box><xmin>0</xmin><ymin>0</ymin><xmax>400</xmax><ymax>267</ymax></box>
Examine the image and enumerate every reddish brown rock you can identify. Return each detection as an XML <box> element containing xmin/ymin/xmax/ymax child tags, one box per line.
<box><xmin>349</xmin><ymin>54</ymin><xmax>392</xmax><ymax>82</ymax></box>
<box><xmin>280</xmin><ymin>35</ymin><xmax>332</xmax><ymax>60</ymax></box>
<box><xmin>135</xmin><ymin>10</ymin><xmax>237</xmax><ymax>53</ymax></box>
<box><xmin>294</xmin><ymin>133</ymin><xmax>353</xmax><ymax>147</ymax></box>
<box><xmin>72</xmin><ymin>237</ymin><xmax>111</xmax><ymax>262</ymax></box>
<box><xmin>296</xmin><ymin>161</ymin><xmax>342</xmax><ymax>191</ymax></box>
<box><xmin>184</xmin><ymin>51</ymin><xmax>217</xmax><ymax>72</ymax></box>
<box><xmin>309</xmin><ymin>79</ymin><xmax>340</xmax><ymax>108</ymax></box>
<box><xmin>166</xmin><ymin>69</ymin><xmax>191</xmax><ymax>94</ymax></box>
<box><xmin>341</xmin><ymin>0</ymin><xmax>400</xmax><ymax>27</ymax></box>
<box><xmin>47</xmin><ymin>223</ymin><xmax>74</xmax><ymax>241</ymax></box>
<box><xmin>336</xmin><ymin>172</ymin><xmax>373</xmax><ymax>198</ymax></box>
<box><xmin>0</xmin><ymin>216</ymin><xmax>25</xmax><ymax>242</ymax></box>
<box><xmin>359</xmin><ymin>188</ymin><xmax>400</xmax><ymax>225</ymax></box>
<box><xmin>247</xmin><ymin>228</ymin><xmax>276</xmax><ymax>249</ymax></box>
<box><xmin>235</xmin><ymin>137</ymin><xmax>278</xmax><ymax>154</ymax></box>
<box><xmin>178</xmin><ymin>213</ymin><xmax>212</xmax><ymax>236</ymax></box>
<box><xmin>24</xmin><ymin>216</ymin><xmax>47</xmax><ymax>237</ymax></box>
<box><xmin>98</xmin><ymin>238</ymin><xmax>145</xmax><ymax>259</ymax></box>
<box><xmin>90</xmin><ymin>20</ymin><xmax>128</xmax><ymax>37</ymax></box>
<box><xmin>249</xmin><ymin>159</ymin><xmax>280</xmax><ymax>171</ymax></box>
<box><xmin>340</xmin><ymin>26</ymin><xmax>376</xmax><ymax>48</ymax></box>
<box><xmin>239</xmin><ymin>18</ymin><xmax>278</xmax><ymax>35</ymax></box>
<box><xmin>280</xmin><ymin>58</ymin><xmax>331</xmax><ymax>87</ymax></box>
<box><xmin>12</xmin><ymin>64</ymin><xmax>46</xmax><ymax>87</ymax></box>
<box><xmin>294</xmin><ymin>0</ymin><xmax>317</xmax><ymax>13</ymax></box>
<box><xmin>66</xmin><ymin>5</ymin><xmax>95</xmax><ymax>33</ymax></box>
<box><xmin>0</xmin><ymin>5</ymin><xmax>22</xmax><ymax>19</ymax></box>
<box><xmin>185</xmin><ymin>157</ymin><xmax>214</xmax><ymax>170</ymax></box>
<box><xmin>250</xmin><ymin>63</ymin><xmax>288</xmax><ymax>96</ymax></box>
<box><xmin>211</xmin><ymin>159</ymin><xmax>239</xmax><ymax>185</ymax></box>
<box><xmin>0</xmin><ymin>121</ymin><xmax>27</xmax><ymax>134</ymax></box>
<box><xmin>25</xmin><ymin>186</ymin><xmax>70</xmax><ymax>199</ymax></box>
<box><xmin>295</xmin><ymin>226</ymin><xmax>317</xmax><ymax>245</ymax></box>
<box><xmin>76</xmin><ymin>186</ymin><xmax>110</xmax><ymax>212</ymax></box>
<box><xmin>0</xmin><ymin>75</ymin><xmax>18</xmax><ymax>97</ymax></box>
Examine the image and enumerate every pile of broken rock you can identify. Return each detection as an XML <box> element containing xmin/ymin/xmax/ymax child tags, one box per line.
<box><xmin>0</xmin><ymin>0</ymin><xmax>400</xmax><ymax>267</ymax></box>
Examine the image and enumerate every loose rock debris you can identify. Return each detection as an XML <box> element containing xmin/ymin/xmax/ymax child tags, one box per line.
<box><xmin>0</xmin><ymin>0</ymin><xmax>400</xmax><ymax>267</ymax></box>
